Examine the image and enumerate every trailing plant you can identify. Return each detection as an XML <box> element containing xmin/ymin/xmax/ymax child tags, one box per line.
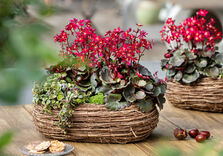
<box><xmin>160</xmin><ymin>9</ymin><xmax>223</xmax><ymax>84</ymax></box>
<box><xmin>33</xmin><ymin>18</ymin><xmax>166</xmax><ymax>131</ymax></box>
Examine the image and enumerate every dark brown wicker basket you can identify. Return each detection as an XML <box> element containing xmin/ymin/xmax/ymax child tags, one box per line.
<box><xmin>166</xmin><ymin>77</ymin><xmax>223</xmax><ymax>112</ymax></box>
<box><xmin>33</xmin><ymin>103</ymin><xmax>159</xmax><ymax>144</ymax></box>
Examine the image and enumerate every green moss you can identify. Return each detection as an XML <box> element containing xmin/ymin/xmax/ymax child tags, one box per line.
<box><xmin>89</xmin><ymin>93</ymin><xmax>104</xmax><ymax>104</ymax></box>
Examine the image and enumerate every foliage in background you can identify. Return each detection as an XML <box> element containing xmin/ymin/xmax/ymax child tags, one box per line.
<box><xmin>160</xmin><ymin>9</ymin><xmax>223</xmax><ymax>84</ymax></box>
<box><xmin>156</xmin><ymin>141</ymin><xmax>223</xmax><ymax>156</ymax></box>
<box><xmin>0</xmin><ymin>0</ymin><xmax>58</xmax><ymax>103</ymax></box>
<box><xmin>0</xmin><ymin>132</ymin><xmax>13</xmax><ymax>156</ymax></box>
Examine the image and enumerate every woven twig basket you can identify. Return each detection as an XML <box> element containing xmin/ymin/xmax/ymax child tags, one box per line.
<box><xmin>33</xmin><ymin>103</ymin><xmax>159</xmax><ymax>144</ymax></box>
<box><xmin>166</xmin><ymin>77</ymin><xmax>223</xmax><ymax>112</ymax></box>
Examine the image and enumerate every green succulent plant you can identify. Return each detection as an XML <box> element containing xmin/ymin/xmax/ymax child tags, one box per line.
<box><xmin>91</xmin><ymin>64</ymin><xmax>166</xmax><ymax>112</ymax></box>
<box><xmin>161</xmin><ymin>49</ymin><xmax>223</xmax><ymax>84</ymax></box>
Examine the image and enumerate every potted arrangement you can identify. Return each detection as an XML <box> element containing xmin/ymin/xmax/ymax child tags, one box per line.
<box><xmin>32</xmin><ymin>19</ymin><xmax>166</xmax><ymax>143</ymax></box>
<box><xmin>160</xmin><ymin>9</ymin><xmax>223</xmax><ymax>112</ymax></box>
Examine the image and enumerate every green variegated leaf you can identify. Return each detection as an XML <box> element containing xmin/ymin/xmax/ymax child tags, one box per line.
<box><xmin>182</xmin><ymin>70</ymin><xmax>200</xmax><ymax>84</ymax></box>
<box><xmin>174</xmin><ymin>71</ymin><xmax>183</xmax><ymax>81</ymax></box>
<box><xmin>90</xmin><ymin>72</ymin><xmax>98</xmax><ymax>91</ymax></box>
<box><xmin>156</xmin><ymin>95</ymin><xmax>165</xmax><ymax>110</ymax></box>
<box><xmin>135</xmin><ymin>91</ymin><xmax>146</xmax><ymax>100</ymax></box>
<box><xmin>137</xmin><ymin>80</ymin><xmax>147</xmax><ymax>87</ymax></box>
<box><xmin>208</xmin><ymin>67</ymin><xmax>219</xmax><ymax>78</ymax></box>
<box><xmin>166</xmin><ymin>69</ymin><xmax>176</xmax><ymax>78</ymax></box>
<box><xmin>123</xmin><ymin>83</ymin><xmax>136</xmax><ymax>102</ymax></box>
<box><xmin>185</xmin><ymin>64</ymin><xmax>196</xmax><ymax>74</ymax></box>
<box><xmin>153</xmin><ymin>86</ymin><xmax>161</xmax><ymax>96</ymax></box>
<box><xmin>169</xmin><ymin>55</ymin><xmax>185</xmax><ymax>67</ymax></box>
<box><xmin>173</xmin><ymin>50</ymin><xmax>184</xmax><ymax>56</ymax></box>
<box><xmin>215</xmin><ymin>53</ymin><xmax>223</xmax><ymax>64</ymax></box>
<box><xmin>136</xmin><ymin>99</ymin><xmax>154</xmax><ymax>113</ymax></box>
<box><xmin>99</xmin><ymin>66</ymin><xmax>116</xmax><ymax>84</ymax></box>
<box><xmin>104</xmin><ymin>94</ymin><xmax>122</xmax><ymax>103</ymax></box>
<box><xmin>96</xmin><ymin>85</ymin><xmax>113</xmax><ymax>94</ymax></box>
<box><xmin>200</xmin><ymin>50</ymin><xmax>213</xmax><ymax>58</ymax></box>
<box><xmin>105</xmin><ymin>101</ymin><xmax>129</xmax><ymax>110</ymax></box>
<box><xmin>144</xmin><ymin>82</ymin><xmax>153</xmax><ymax>91</ymax></box>
<box><xmin>195</xmin><ymin>58</ymin><xmax>207</xmax><ymax>68</ymax></box>
<box><xmin>185</xmin><ymin>51</ymin><xmax>197</xmax><ymax>60</ymax></box>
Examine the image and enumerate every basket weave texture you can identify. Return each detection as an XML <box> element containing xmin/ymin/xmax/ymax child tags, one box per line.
<box><xmin>166</xmin><ymin>77</ymin><xmax>223</xmax><ymax>112</ymax></box>
<box><xmin>33</xmin><ymin>103</ymin><xmax>159</xmax><ymax>144</ymax></box>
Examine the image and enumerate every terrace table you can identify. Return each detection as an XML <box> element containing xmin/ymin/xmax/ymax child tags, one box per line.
<box><xmin>1</xmin><ymin>101</ymin><xmax>223</xmax><ymax>156</ymax></box>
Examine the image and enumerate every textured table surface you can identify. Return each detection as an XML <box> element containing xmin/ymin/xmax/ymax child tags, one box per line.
<box><xmin>1</xmin><ymin>100</ymin><xmax>223</xmax><ymax>156</ymax></box>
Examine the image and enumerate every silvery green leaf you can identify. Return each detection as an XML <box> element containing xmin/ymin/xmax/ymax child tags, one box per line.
<box><xmin>200</xmin><ymin>50</ymin><xmax>213</xmax><ymax>58</ymax></box>
<box><xmin>90</xmin><ymin>72</ymin><xmax>98</xmax><ymax>91</ymax></box>
<box><xmin>174</xmin><ymin>71</ymin><xmax>183</xmax><ymax>81</ymax></box>
<box><xmin>166</xmin><ymin>69</ymin><xmax>176</xmax><ymax>77</ymax></box>
<box><xmin>144</xmin><ymin>82</ymin><xmax>153</xmax><ymax>91</ymax></box>
<box><xmin>96</xmin><ymin>85</ymin><xmax>113</xmax><ymax>94</ymax></box>
<box><xmin>137</xmin><ymin>80</ymin><xmax>147</xmax><ymax>87</ymax></box>
<box><xmin>169</xmin><ymin>55</ymin><xmax>185</xmax><ymax>66</ymax></box>
<box><xmin>99</xmin><ymin>66</ymin><xmax>116</xmax><ymax>84</ymax></box>
<box><xmin>185</xmin><ymin>64</ymin><xmax>196</xmax><ymax>74</ymax></box>
<box><xmin>185</xmin><ymin>51</ymin><xmax>197</xmax><ymax>60</ymax></box>
<box><xmin>173</xmin><ymin>50</ymin><xmax>184</xmax><ymax>56</ymax></box>
<box><xmin>123</xmin><ymin>83</ymin><xmax>136</xmax><ymax>102</ymax></box>
<box><xmin>135</xmin><ymin>91</ymin><xmax>146</xmax><ymax>100</ymax></box>
<box><xmin>104</xmin><ymin>94</ymin><xmax>122</xmax><ymax>103</ymax></box>
<box><xmin>208</xmin><ymin>67</ymin><xmax>219</xmax><ymax>78</ymax></box>
<box><xmin>136</xmin><ymin>99</ymin><xmax>154</xmax><ymax>113</ymax></box>
<box><xmin>195</xmin><ymin>58</ymin><xmax>207</xmax><ymax>68</ymax></box>
<box><xmin>105</xmin><ymin>101</ymin><xmax>129</xmax><ymax>110</ymax></box>
<box><xmin>156</xmin><ymin>95</ymin><xmax>165</xmax><ymax>110</ymax></box>
<box><xmin>182</xmin><ymin>70</ymin><xmax>199</xmax><ymax>84</ymax></box>
<box><xmin>215</xmin><ymin>53</ymin><xmax>223</xmax><ymax>64</ymax></box>
<box><xmin>153</xmin><ymin>86</ymin><xmax>161</xmax><ymax>96</ymax></box>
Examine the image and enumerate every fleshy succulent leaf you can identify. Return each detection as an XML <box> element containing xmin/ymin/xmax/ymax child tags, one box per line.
<box><xmin>185</xmin><ymin>64</ymin><xmax>196</xmax><ymax>74</ymax></box>
<box><xmin>135</xmin><ymin>91</ymin><xmax>146</xmax><ymax>100</ymax></box>
<box><xmin>208</xmin><ymin>67</ymin><xmax>219</xmax><ymax>78</ymax></box>
<box><xmin>90</xmin><ymin>72</ymin><xmax>98</xmax><ymax>91</ymax></box>
<box><xmin>185</xmin><ymin>51</ymin><xmax>197</xmax><ymax>60</ymax></box>
<box><xmin>137</xmin><ymin>80</ymin><xmax>147</xmax><ymax>87</ymax></box>
<box><xmin>123</xmin><ymin>83</ymin><xmax>136</xmax><ymax>102</ymax></box>
<box><xmin>104</xmin><ymin>94</ymin><xmax>122</xmax><ymax>103</ymax></box>
<box><xmin>169</xmin><ymin>55</ymin><xmax>185</xmax><ymax>67</ymax></box>
<box><xmin>156</xmin><ymin>94</ymin><xmax>165</xmax><ymax>110</ymax></box>
<box><xmin>144</xmin><ymin>82</ymin><xmax>153</xmax><ymax>91</ymax></box>
<box><xmin>182</xmin><ymin>70</ymin><xmax>200</xmax><ymax>84</ymax></box>
<box><xmin>153</xmin><ymin>86</ymin><xmax>161</xmax><ymax>96</ymax></box>
<box><xmin>136</xmin><ymin>99</ymin><xmax>154</xmax><ymax>113</ymax></box>
<box><xmin>105</xmin><ymin>101</ymin><xmax>129</xmax><ymax>110</ymax></box>
<box><xmin>174</xmin><ymin>71</ymin><xmax>183</xmax><ymax>81</ymax></box>
<box><xmin>215</xmin><ymin>53</ymin><xmax>223</xmax><ymax>64</ymax></box>
<box><xmin>195</xmin><ymin>58</ymin><xmax>208</xmax><ymax>68</ymax></box>
<box><xmin>99</xmin><ymin>66</ymin><xmax>116</xmax><ymax>84</ymax></box>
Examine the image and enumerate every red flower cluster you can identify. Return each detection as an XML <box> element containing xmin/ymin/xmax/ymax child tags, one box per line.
<box><xmin>54</xmin><ymin>18</ymin><xmax>153</xmax><ymax>69</ymax></box>
<box><xmin>160</xmin><ymin>9</ymin><xmax>222</xmax><ymax>52</ymax></box>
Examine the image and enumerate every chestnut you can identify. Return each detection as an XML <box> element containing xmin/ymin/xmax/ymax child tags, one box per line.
<box><xmin>174</xmin><ymin>128</ymin><xmax>187</xmax><ymax>140</ymax></box>
<box><xmin>188</xmin><ymin>129</ymin><xmax>199</xmax><ymax>138</ymax></box>
<box><xmin>196</xmin><ymin>134</ymin><xmax>206</xmax><ymax>143</ymax></box>
<box><xmin>199</xmin><ymin>131</ymin><xmax>210</xmax><ymax>139</ymax></box>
